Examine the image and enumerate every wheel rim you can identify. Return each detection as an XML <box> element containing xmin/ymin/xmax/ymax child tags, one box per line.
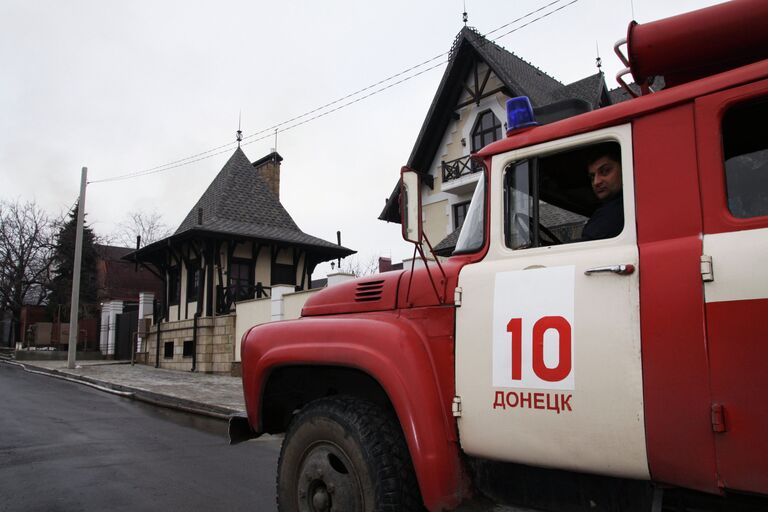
<box><xmin>295</xmin><ymin>441</ymin><xmax>364</xmax><ymax>512</ymax></box>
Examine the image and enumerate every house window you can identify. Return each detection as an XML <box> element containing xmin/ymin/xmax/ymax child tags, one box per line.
<box><xmin>471</xmin><ymin>110</ymin><xmax>502</xmax><ymax>152</ymax></box>
<box><xmin>229</xmin><ymin>259</ymin><xmax>254</xmax><ymax>301</ymax></box>
<box><xmin>186</xmin><ymin>262</ymin><xmax>200</xmax><ymax>302</ymax></box>
<box><xmin>272</xmin><ymin>263</ymin><xmax>295</xmax><ymax>286</ymax></box>
<box><xmin>164</xmin><ymin>341</ymin><xmax>174</xmax><ymax>359</ymax></box>
<box><xmin>453</xmin><ymin>201</ymin><xmax>471</xmax><ymax>230</ymax></box>
<box><xmin>168</xmin><ymin>267</ymin><xmax>181</xmax><ymax>306</ymax></box>
<box><xmin>722</xmin><ymin>98</ymin><xmax>768</xmax><ymax>218</ymax></box>
<box><xmin>183</xmin><ymin>340</ymin><xmax>194</xmax><ymax>358</ymax></box>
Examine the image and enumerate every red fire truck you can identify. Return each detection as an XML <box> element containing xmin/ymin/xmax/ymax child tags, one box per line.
<box><xmin>233</xmin><ymin>1</ymin><xmax>768</xmax><ymax>510</ymax></box>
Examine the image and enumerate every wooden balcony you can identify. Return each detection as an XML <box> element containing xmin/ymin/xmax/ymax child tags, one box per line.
<box><xmin>441</xmin><ymin>155</ymin><xmax>483</xmax><ymax>183</ymax></box>
<box><xmin>216</xmin><ymin>283</ymin><xmax>271</xmax><ymax>314</ymax></box>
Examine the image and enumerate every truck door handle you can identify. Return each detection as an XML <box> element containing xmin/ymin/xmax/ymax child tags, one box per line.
<box><xmin>584</xmin><ymin>264</ymin><xmax>635</xmax><ymax>276</ymax></box>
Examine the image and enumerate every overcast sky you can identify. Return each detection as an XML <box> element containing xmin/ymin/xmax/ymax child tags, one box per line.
<box><xmin>1</xmin><ymin>0</ymin><xmax>723</xmax><ymax>277</ymax></box>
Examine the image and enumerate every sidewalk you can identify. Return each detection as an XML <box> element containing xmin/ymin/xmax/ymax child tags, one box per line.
<box><xmin>0</xmin><ymin>357</ymin><xmax>246</xmax><ymax>420</ymax></box>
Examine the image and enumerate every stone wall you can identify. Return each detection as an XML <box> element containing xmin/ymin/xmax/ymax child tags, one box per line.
<box><xmin>145</xmin><ymin>314</ymin><xmax>236</xmax><ymax>374</ymax></box>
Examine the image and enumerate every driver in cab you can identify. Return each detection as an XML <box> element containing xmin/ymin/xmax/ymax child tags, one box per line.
<box><xmin>582</xmin><ymin>146</ymin><xmax>624</xmax><ymax>241</ymax></box>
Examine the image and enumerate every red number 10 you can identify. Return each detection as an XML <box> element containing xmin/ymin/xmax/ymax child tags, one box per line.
<box><xmin>507</xmin><ymin>316</ymin><xmax>572</xmax><ymax>382</ymax></box>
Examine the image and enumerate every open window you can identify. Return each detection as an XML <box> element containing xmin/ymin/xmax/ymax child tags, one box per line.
<box><xmin>722</xmin><ymin>98</ymin><xmax>768</xmax><ymax>219</ymax></box>
<box><xmin>504</xmin><ymin>141</ymin><xmax>624</xmax><ymax>249</ymax></box>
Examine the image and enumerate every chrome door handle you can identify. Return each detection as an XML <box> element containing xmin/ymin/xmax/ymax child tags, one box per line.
<box><xmin>584</xmin><ymin>264</ymin><xmax>635</xmax><ymax>276</ymax></box>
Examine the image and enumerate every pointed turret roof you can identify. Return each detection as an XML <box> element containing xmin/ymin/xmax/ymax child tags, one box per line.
<box><xmin>176</xmin><ymin>148</ymin><xmax>293</xmax><ymax>235</ymax></box>
<box><xmin>129</xmin><ymin>147</ymin><xmax>353</xmax><ymax>263</ymax></box>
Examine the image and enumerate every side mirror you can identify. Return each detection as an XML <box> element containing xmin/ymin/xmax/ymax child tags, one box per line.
<box><xmin>400</xmin><ymin>166</ymin><xmax>423</xmax><ymax>244</ymax></box>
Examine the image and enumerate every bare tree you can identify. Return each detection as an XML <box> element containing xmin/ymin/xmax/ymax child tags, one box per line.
<box><xmin>0</xmin><ymin>200</ymin><xmax>57</xmax><ymax>341</ymax></box>
<box><xmin>339</xmin><ymin>255</ymin><xmax>380</xmax><ymax>277</ymax></box>
<box><xmin>113</xmin><ymin>210</ymin><xmax>173</xmax><ymax>248</ymax></box>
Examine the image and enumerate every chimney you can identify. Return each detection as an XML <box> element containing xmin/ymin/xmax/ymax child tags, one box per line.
<box><xmin>252</xmin><ymin>151</ymin><xmax>283</xmax><ymax>199</ymax></box>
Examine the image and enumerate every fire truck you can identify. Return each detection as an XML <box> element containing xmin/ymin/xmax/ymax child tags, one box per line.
<box><xmin>232</xmin><ymin>1</ymin><xmax>768</xmax><ymax>510</ymax></box>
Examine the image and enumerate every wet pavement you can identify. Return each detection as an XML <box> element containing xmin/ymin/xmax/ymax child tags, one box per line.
<box><xmin>0</xmin><ymin>357</ymin><xmax>245</xmax><ymax>419</ymax></box>
<box><xmin>0</xmin><ymin>362</ymin><xmax>279</xmax><ymax>512</ymax></box>
<box><xmin>0</xmin><ymin>355</ymin><xmax>537</xmax><ymax>511</ymax></box>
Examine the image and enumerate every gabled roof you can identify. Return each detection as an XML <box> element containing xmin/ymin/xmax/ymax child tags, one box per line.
<box><xmin>464</xmin><ymin>28</ymin><xmax>564</xmax><ymax>106</ymax></box>
<box><xmin>607</xmin><ymin>76</ymin><xmax>666</xmax><ymax>104</ymax></box>
<box><xmin>406</xmin><ymin>27</ymin><xmax>567</xmax><ymax>175</ymax></box>
<box><xmin>95</xmin><ymin>244</ymin><xmax>134</xmax><ymax>260</ymax></box>
<box><xmin>548</xmin><ymin>72</ymin><xmax>609</xmax><ymax>107</ymax></box>
<box><xmin>130</xmin><ymin>148</ymin><xmax>353</xmax><ymax>263</ymax></box>
<box><xmin>380</xmin><ymin>27</ymin><xmax>609</xmax><ymax>223</ymax></box>
<box><xmin>434</xmin><ymin>227</ymin><xmax>462</xmax><ymax>256</ymax></box>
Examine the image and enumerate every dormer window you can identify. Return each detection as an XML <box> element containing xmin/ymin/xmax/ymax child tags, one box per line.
<box><xmin>471</xmin><ymin>110</ymin><xmax>502</xmax><ymax>152</ymax></box>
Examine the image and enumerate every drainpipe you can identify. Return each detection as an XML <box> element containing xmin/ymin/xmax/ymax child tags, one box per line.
<box><xmin>154</xmin><ymin>320</ymin><xmax>162</xmax><ymax>368</ymax></box>
<box><xmin>191</xmin><ymin>313</ymin><xmax>199</xmax><ymax>372</ymax></box>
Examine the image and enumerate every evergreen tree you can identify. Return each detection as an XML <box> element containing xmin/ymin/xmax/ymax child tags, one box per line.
<box><xmin>47</xmin><ymin>203</ymin><xmax>99</xmax><ymax>320</ymax></box>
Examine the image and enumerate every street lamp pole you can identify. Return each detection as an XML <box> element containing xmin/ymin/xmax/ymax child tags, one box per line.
<box><xmin>67</xmin><ymin>167</ymin><xmax>87</xmax><ymax>370</ymax></box>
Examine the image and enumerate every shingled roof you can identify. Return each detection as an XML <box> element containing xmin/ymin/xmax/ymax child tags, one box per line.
<box><xmin>607</xmin><ymin>76</ymin><xmax>666</xmax><ymax>104</ymax></box>
<box><xmin>405</xmin><ymin>27</ymin><xmax>573</xmax><ymax>175</ymax></box>
<box><xmin>547</xmin><ymin>72</ymin><xmax>609</xmax><ymax>107</ymax></box>
<box><xmin>129</xmin><ymin>147</ymin><xmax>353</xmax><ymax>263</ymax></box>
<box><xmin>379</xmin><ymin>27</ymin><xmax>610</xmax><ymax>223</ymax></box>
<box><xmin>460</xmin><ymin>28</ymin><xmax>564</xmax><ymax>106</ymax></box>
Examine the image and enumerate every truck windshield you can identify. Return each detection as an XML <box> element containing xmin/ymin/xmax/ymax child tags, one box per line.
<box><xmin>453</xmin><ymin>172</ymin><xmax>486</xmax><ymax>254</ymax></box>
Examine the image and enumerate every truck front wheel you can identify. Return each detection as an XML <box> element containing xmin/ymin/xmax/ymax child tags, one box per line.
<box><xmin>276</xmin><ymin>396</ymin><xmax>422</xmax><ymax>512</ymax></box>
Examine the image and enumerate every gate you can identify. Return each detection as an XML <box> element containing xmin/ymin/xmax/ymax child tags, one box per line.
<box><xmin>114</xmin><ymin>309</ymin><xmax>138</xmax><ymax>360</ymax></box>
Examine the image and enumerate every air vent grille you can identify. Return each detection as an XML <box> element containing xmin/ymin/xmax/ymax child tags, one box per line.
<box><xmin>355</xmin><ymin>280</ymin><xmax>385</xmax><ymax>302</ymax></box>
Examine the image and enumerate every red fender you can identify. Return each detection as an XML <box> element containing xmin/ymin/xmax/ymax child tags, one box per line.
<box><xmin>241</xmin><ymin>309</ymin><xmax>469</xmax><ymax>511</ymax></box>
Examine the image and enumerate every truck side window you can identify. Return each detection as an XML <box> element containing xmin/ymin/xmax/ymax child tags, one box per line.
<box><xmin>722</xmin><ymin>99</ymin><xmax>768</xmax><ymax>218</ymax></box>
<box><xmin>504</xmin><ymin>142</ymin><xmax>623</xmax><ymax>249</ymax></box>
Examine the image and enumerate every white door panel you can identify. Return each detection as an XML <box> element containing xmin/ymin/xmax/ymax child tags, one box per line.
<box><xmin>455</xmin><ymin>125</ymin><xmax>649</xmax><ymax>479</ymax></box>
<box><xmin>703</xmin><ymin>227</ymin><xmax>768</xmax><ymax>303</ymax></box>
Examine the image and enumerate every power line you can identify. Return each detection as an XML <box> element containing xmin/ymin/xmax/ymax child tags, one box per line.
<box><xmin>90</xmin><ymin>0</ymin><xmax>579</xmax><ymax>184</ymax></box>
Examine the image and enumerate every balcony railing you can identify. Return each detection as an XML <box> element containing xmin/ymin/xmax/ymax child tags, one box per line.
<box><xmin>441</xmin><ymin>155</ymin><xmax>483</xmax><ymax>183</ymax></box>
<box><xmin>216</xmin><ymin>282</ymin><xmax>271</xmax><ymax>314</ymax></box>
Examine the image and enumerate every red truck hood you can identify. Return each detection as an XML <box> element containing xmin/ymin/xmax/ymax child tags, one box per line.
<box><xmin>302</xmin><ymin>258</ymin><xmax>468</xmax><ymax>316</ymax></box>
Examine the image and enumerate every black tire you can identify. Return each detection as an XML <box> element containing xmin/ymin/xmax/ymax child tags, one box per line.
<box><xmin>276</xmin><ymin>396</ymin><xmax>423</xmax><ymax>512</ymax></box>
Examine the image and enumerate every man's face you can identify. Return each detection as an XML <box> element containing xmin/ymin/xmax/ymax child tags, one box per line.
<box><xmin>588</xmin><ymin>156</ymin><xmax>622</xmax><ymax>201</ymax></box>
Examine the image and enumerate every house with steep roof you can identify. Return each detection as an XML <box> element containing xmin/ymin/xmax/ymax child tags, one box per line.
<box><xmin>127</xmin><ymin>147</ymin><xmax>354</xmax><ymax>373</ymax></box>
<box><xmin>378</xmin><ymin>26</ymin><xmax>615</xmax><ymax>254</ymax></box>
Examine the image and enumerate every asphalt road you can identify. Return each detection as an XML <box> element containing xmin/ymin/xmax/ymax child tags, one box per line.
<box><xmin>0</xmin><ymin>363</ymin><xmax>281</xmax><ymax>512</ymax></box>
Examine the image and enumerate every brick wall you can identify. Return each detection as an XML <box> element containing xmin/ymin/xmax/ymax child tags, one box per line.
<box><xmin>255</xmin><ymin>158</ymin><xmax>280</xmax><ymax>198</ymax></box>
<box><xmin>145</xmin><ymin>314</ymin><xmax>236</xmax><ymax>374</ymax></box>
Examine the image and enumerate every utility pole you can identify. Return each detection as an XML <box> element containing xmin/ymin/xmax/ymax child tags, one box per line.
<box><xmin>67</xmin><ymin>167</ymin><xmax>87</xmax><ymax>369</ymax></box>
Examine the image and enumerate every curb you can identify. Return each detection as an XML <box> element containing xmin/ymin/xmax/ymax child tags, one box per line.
<box><xmin>0</xmin><ymin>358</ymin><xmax>240</xmax><ymax>421</ymax></box>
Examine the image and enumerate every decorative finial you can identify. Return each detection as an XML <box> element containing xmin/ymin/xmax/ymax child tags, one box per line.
<box><xmin>595</xmin><ymin>41</ymin><xmax>602</xmax><ymax>72</ymax></box>
<box><xmin>462</xmin><ymin>0</ymin><xmax>468</xmax><ymax>25</ymax></box>
<box><xmin>236</xmin><ymin>110</ymin><xmax>243</xmax><ymax>147</ymax></box>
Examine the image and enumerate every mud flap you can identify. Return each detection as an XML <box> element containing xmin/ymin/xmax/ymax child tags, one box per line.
<box><xmin>228</xmin><ymin>413</ymin><xmax>260</xmax><ymax>445</ymax></box>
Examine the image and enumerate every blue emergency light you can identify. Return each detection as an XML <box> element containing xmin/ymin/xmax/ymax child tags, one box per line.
<box><xmin>506</xmin><ymin>96</ymin><xmax>537</xmax><ymax>134</ymax></box>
